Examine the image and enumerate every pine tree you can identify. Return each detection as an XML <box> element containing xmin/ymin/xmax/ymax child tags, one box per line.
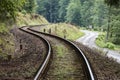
<box><xmin>66</xmin><ymin>0</ymin><xmax>82</xmax><ymax>25</ymax></box>
<box><xmin>80</xmin><ymin>0</ymin><xmax>95</xmax><ymax>27</ymax></box>
<box><xmin>36</xmin><ymin>0</ymin><xmax>59</xmax><ymax>23</ymax></box>
<box><xmin>109</xmin><ymin>7</ymin><xmax>120</xmax><ymax>44</ymax></box>
<box><xmin>58</xmin><ymin>0</ymin><xmax>70</xmax><ymax>22</ymax></box>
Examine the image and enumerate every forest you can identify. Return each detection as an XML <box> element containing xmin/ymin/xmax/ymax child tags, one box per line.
<box><xmin>0</xmin><ymin>0</ymin><xmax>120</xmax><ymax>45</ymax></box>
<box><xmin>36</xmin><ymin>0</ymin><xmax>120</xmax><ymax>45</ymax></box>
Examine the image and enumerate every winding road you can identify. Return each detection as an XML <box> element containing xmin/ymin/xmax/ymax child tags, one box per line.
<box><xmin>76</xmin><ymin>30</ymin><xmax>120</xmax><ymax>63</ymax></box>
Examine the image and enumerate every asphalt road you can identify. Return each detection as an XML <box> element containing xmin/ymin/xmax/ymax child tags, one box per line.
<box><xmin>76</xmin><ymin>30</ymin><xmax>120</xmax><ymax>63</ymax></box>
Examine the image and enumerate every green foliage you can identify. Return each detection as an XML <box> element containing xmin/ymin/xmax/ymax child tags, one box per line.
<box><xmin>93</xmin><ymin>0</ymin><xmax>108</xmax><ymax>27</ymax></box>
<box><xmin>21</xmin><ymin>10</ymin><xmax>27</xmax><ymax>15</ymax></box>
<box><xmin>23</xmin><ymin>0</ymin><xmax>37</xmax><ymax>13</ymax></box>
<box><xmin>80</xmin><ymin>0</ymin><xmax>95</xmax><ymax>26</ymax></box>
<box><xmin>66</xmin><ymin>0</ymin><xmax>81</xmax><ymax>25</ymax></box>
<box><xmin>95</xmin><ymin>33</ymin><xmax>119</xmax><ymax>50</ymax></box>
<box><xmin>96</xmin><ymin>34</ymin><xmax>106</xmax><ymax>47</ymax></box>
<box><xmin>36</xmin><ymin>0</ymin><xmax>107</xmax><ymax>27</ymax></box>
<box><xmin>58</xmin><ymin>0</ymin><xmax>70</xmax><ymax>22</ymax></box>
<box><xmin>105</xmin><ymin>42</ymin><xmax>115</xmax><ymax>49</ymax></box>
<box><xmin>36</xmin><ymin>0</ymin><xmax>59</xmax><ymax>22</ymax></box>
<box><xmin>104</xmin><ymin>0</ymin><xmax>120</xmax><ymax>7</ymax></box>
<box><xmin>0</xmin><ymin>23</ymin><xmax>8</xmax><ymax>34</ymax></box>
<box><xmin>108</xmin><ymin>7</ymin><xmax>120</xmax><ymax>44</ymax></box>
<box><xmin>0</xmin><ymin>0</ymin><xmax>25</xmax><ymax>21</ymax></box>
<box><xmin>112</xmin><ymin>23</ymin><xmax>120</xmax><ymax>44</ymax></box>
<box><xmin>41</xmin><ymin>23</ymin><xmax>84</xmax><ymax>40</ymax></box>
<box><xmin>36</xmin><ymin>0</ymin><xmax>46</xmax><ymax>16</ymax></box>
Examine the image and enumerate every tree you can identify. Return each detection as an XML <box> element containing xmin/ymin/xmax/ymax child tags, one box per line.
<box><xmin>36</xmin><ymin>0</ymin><xmax>46</xmax><ymax>16</ymax></box>
<box><xmin>104</xmin><ymin>0</ymin><xmax>120</xmax><ymax>7</ymax></box>
<box><xmin>92</xmin><ymin>0</ymin><xmax>108</xmax><ymax>27</ymax></box>
<box><xmin>0</xmin><ymin>0</ymin><xmax>25</xmax><ymax>22</ymax></box>
<box><xmin>58</xmin><ymin>0</ymin><xmax>70</xmax><ymax>22</ymax></box>
<box><xmin>36</xmin><ymin>0</ymin><xmax>59</xmax><ymax>23</ymax></box>
<box><xmin>80</xmin><ymin>0</ymin><xmax>95</xmax><ymax>27</ymax></box>
<box><xmin>66</xmin><ymin>0</ymin><xmax>82</xmax><ymax>25</ymax></box>
<box><xmin>104</xmin><ymin>0</ymin><xmax>120</xmax><ymax>42</ymax></box>
<box><xmin>23</xmin><ymin>0</ymin><xmax>37</xmax><ymax>13</ymax></box>
<box><xmin>109</xmin><ymin>7</ymin><xmax>120</xmax><ymax>44</ymax></box>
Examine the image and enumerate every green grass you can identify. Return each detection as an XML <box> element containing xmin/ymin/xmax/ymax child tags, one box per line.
<box><xmin>41</xmin><ymin>23</ymin><xmax>84</xmax><ymax>40</ymax></box>
<box><xmin>16</xmin><ymin>13</ymin><xmax>48</xmax><ymax>26</ymax></box>
<box><xmin>95</xmin><ymin>33</ymin><xmax>106</xmax><ymax>48</ymax></box>
<box><xmin>95</xmin><ymin>33</ymin><xmax>120</xmax><ymax>51</ymax></box>
<box><xmin>55</xmin><ymin>45</ymin><xmax>67</xmax><ymax>57</ymax></box>
<box><xmin>0</xmin><ymin>13</ymin><xmax>49</xmax><ymax>59</ymax></box>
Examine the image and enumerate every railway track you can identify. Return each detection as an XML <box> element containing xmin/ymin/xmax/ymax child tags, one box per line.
<box><xmin>10</xmin><ymin>25</ymin><xmax>97</xmax><ymax>80</ymax></box>
<box><xmin>19</xmin><ymin>27</ymin><xmax>52</xmax><ymax>80</ymax></box>
<box><xmin>20</xmin><ymin>25</ymin><xmax>96</xmax><ymax>80</ymax></box>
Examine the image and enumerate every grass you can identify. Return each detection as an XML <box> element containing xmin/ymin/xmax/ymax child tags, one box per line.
<box><xmin>95</xmin><ymin>33</ymin><xmax>106</xmax><ymax>48</ymax></box>
<box><xmin>0</xmin><ymin>33</ymin><xmax>15</xmax><ymax>60</ymax></box>
<box><xmin>95</xmin><ymin>32</ymin><xmax>120</xmax><ymax>51</ymax></box>
<box><xmin>55</xmin><ymin>45</ymin><xmax>67</xmax><ymax>57</ymax></box>
<box><xmin>16</xmin><ymin>13</ymin><xmax>48</xmax><ymax>26</ymax></box>
<box><xmin>0</xmin><ymin>50</ymin><xmax>8</xmax><ymax>60</ymax></box>
<box><xmin>41</xmin><ymin>23</ymin><xmax>84</xmax><ymax>40</ymax></box>
<box><xmin>0</xmin><ymin>13</ymin><xmax>49</xmax><ymax>59</ymax></box>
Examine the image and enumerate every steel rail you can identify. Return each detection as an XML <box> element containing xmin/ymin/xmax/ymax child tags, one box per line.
<box><xmin>19</xmin><ymin>27</ymin><xmax>52</xmax><ymax>80</ymax></box>
<box><xmin>28</xmin><ymin>26</ymin><xmax>96</xmax><ymax>80</ymax></box>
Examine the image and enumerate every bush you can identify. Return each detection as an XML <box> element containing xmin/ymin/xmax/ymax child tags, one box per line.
<box><xmin>105</xmin><ymin>42</ymin><xmax>115</xmax><ymax>50</ymax></box>
<box><xmin>96</xmin><ymin>39</ymin><xmax>106</xmax><ymax>48</ymax></box>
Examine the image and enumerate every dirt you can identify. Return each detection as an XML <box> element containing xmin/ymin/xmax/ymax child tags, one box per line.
<box><xmin>31</xmin><ymin>26</ymin><xmax>120</xmax><ymax>80</ymax></box>
<box><xmin>74</xmin><ymin>41</ymin><xmax>120</xmax><ymax>80</ymax></box>
<box><xmin>0</xmin><ymin>28</ymin><xmax>47</xmax><ymax>79</ymax></box>
<box><xmin>30</xmin><ymin>28</ymin><xmax>87</xmax><ymax>80</ymax></box>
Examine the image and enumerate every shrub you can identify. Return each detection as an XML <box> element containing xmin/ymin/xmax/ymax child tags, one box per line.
<box><xmin>105</xmin><ymin>42</ymin><xmax>115</xmax><ymax>50</ymax></box>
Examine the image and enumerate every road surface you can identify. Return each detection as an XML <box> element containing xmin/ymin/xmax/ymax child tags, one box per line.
<box><xmin>76</xmin><ymin>30</ymin><xmax>120</xmax><ymax>63</ymax></box>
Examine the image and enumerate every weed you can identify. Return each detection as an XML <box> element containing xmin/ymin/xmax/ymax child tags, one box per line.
<box><xmin>55</xmin><ymin>45</ymin><xmax>67</xmax><ymax>57</ymax></box>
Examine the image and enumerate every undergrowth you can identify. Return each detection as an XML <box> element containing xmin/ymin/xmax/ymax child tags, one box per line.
<box><xmin>96</xmin><ymin>33</ymin><xmax>120</xmax><ymax>51</ymax></box>
<box><xmin>0</xmin><ymin>13</ymin><xmax>49</xmax><ymax>60</ymax></box>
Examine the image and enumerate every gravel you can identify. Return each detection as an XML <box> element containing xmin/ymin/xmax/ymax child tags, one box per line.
<box><xmin>74</xmin><ymin>41</ymin><xmax>120</xmax><ymax>80</ymax></box>
<box><xmin>0</xmin><ymin>28</ymin><xmax>47</xmax><ymax>79</ymax></box>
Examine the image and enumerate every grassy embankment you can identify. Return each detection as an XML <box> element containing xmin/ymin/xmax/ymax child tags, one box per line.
<box><xmin>0</xmin><ymin>13</ymin><xmax>48</xmax><ymax>60</ymax></box>
<box><xmin>95</xmin><ymin>32</ymin><xmax>120</xmax><ymax>51</ymax></box>
<box><xmin>16</xmin><ymin>13</ymin><xmax>48</xmax><ymax>26</ymax></box>
<box><xmin>0</xmin><ymin>13</ymin><xmax>84</xmax><ymax>59</ymax></box>
<box><xmin>40</xmin><ymin>23</ymin><xmax>84</xmax><ymax>40</ymax></box>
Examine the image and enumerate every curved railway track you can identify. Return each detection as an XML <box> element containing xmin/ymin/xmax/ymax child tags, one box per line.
<box><xmin>19</xmin><ymin>27</ymin><xmax>52</xmax><ymax>80</ymax></box>
<box><xmin>15</xmin><ymin>25</ymin><xmax>96</xmax><ymax>80</ymax></box>
<box><xmin>23</xmin><ymin>25</ymin><xmax>96</xmax><ymax>80</ymax></box>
